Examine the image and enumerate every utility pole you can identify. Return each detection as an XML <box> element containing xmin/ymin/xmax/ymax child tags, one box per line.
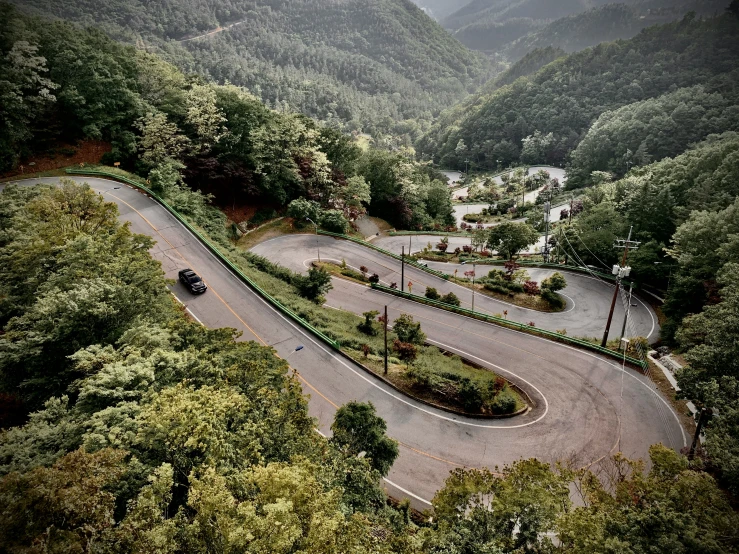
<box><xmin>618</xmin><ymin>282</ymin><xmax>634</xmax><ymax>347</ymax></box>
<box><xmin>601</xmin><ymin>226</ymin><xmax>640</xmax><ymax>348</ymax></box>
<box><xmin>542</xmin><ymin>187</ymin><xmax>552</xmax><ymax>262</ymax></box>
<box><xmin>383</xmin><ymin>305</ymin><xmax>388</xmax><ymax>375</ymax></box>
<box><xmin>689</xmin><ymin>408</ymin><xmax>711</xmax><ymax>460</ymax></box>
<box><xmin>401</xmin><ymin>245</ymin><xmax>405</xmax><ymax>292</ymax></box>
<box><xmin>464</xmin><ymin>158</ymin><xmax>470</xmax><ymax>176</ymax></box>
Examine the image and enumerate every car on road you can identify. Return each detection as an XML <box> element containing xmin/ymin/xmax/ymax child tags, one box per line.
<box><xmin>178</xmin><ymin>268</ymin><xmax>207</xmax><ymax>294</ymax></box>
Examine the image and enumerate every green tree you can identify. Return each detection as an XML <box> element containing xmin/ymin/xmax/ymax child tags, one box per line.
<box><xmin>287</xmin><ymin>197</ymin><xmax>321</xmax><ymax>225</ymax></box>
<box><xmin>558</xmin><ymin>445</ymin><xmax>739</xmax><ymax>553</ymax></box>
<box><xmin>392</xmin><ymin>314</ymin><xmax>426</xmax><ymax>345</ymax></box>
<box><xmin>330</xmin><ymin>402</ymin><xmax>399</xmax><ymax>477</ymax></box>
<box><xmin>541</xmin><ymin>272</ymin><xmax>567</xmax><ymax>292</ymax></box>
<box><xmin>135</xmin><ymin>111</ymin><xmax>190</xmax><ymax>166</ymax></box>
<box><xmin>428</xmin><ymin>459</ymin><xmax>570</xmax><ymax>553</ymax></box>
<box><xmin>486</xmin><ymin>222</ymin><xmax>540</xmax><ymax>260</ymax></box>
<box><xmin>294</xmin><ymin>266</ymin><xmax>333</xmax><ymax>303</ymax></box>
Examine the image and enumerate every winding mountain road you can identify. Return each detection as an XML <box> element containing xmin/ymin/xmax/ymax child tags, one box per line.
<box><xmin>3</xmin><ymin>177</ymin><xmax>686</xmax><ymax>509</ymax></box>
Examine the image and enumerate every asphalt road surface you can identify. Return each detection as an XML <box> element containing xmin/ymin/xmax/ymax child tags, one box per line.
<box><xmin>3</xmin><ymin>177</ymin><xmax>685</xmax><ymax>510</ymax></box>
<box><xmin>299</xmin><ymin>234</ymin><xmax>659</xmax><ymax>342</ymax></box>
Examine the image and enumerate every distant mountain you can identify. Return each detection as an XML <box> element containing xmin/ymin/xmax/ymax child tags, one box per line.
<box><xmin>10</xmin><ymin>0</ymin><xmax>490</xmax><ymax>140</ymax></box>
<box><xmin>445</xmin><ymin>0</ymin><xmax>731</xmax><ymax>55</ymax></box>
<box><xmin>418</xmin><ymin>12</ymin><xmax>739</xmax><ymax>170</ymax></box>
<box><xmin>408</xmin><ymin>0</ymin><xmax>472</xmax><ymax>20</ymax></box>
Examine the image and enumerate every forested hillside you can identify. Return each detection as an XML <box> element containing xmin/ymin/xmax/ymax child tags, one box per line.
<box><xmin>419</xmin><ymin>12</ymin><xmax>739</xmax><ymax>171</ymax></box>
<box><xmin>445</xmin><ymin>0</ymin><xmax>727</xmax><ymax>56</ymax></box>
<box><xmin>409</xmin><ymin>0</ymin><xmax>469</xmax><ymax>20</ymax></box>
<box><xmin>10</xmin><ymin>0</ymin><xmax>491</xmax><ymax>141</ymax></box>
<box><xmin>0</xmin><ymin>3</ymin><xmax>456</xmax><ymax>230</ymax></box>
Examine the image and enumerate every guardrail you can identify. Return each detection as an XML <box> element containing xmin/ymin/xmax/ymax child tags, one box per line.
<box><xmin>66</xmin><ymin>169</ymin><xmax>341</xmax><ymax>349</ymax></box>
<box><xmin>480</xmin><ymin>260</ymin><xmax>636</xmax><ymax>288</ymax></box>
<box><xmin>317</xmin><ymin>230</ymin><xmax>450</xmax><ymax>280</ymax></box>
<box><xmin>370</xmin><ymin>283</ymin><xmax>647</xmax><ymax>369</ymax></box>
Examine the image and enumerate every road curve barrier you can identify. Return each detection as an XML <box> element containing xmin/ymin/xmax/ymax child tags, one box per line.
<box><xmin>317</xmin><ymin>230</ymin><xmax>451</xmax><ymax>280</ymax></box>
<box><xmin>64</xmin><ymin>169</ymin><xmax>341</xmax><ymax>350</ymax></box>
<box><xmin>370</xmin><ymin>283</ymin><xmax>647</xmax><ymax>369</ymax></box>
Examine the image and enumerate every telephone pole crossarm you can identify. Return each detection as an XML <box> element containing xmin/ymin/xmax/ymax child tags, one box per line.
<box><xmin>601</xmin><ymin>226</ymin><xmax>639</xmax><ymax>348</ymax></box>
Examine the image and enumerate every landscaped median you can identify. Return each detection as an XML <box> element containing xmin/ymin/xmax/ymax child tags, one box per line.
<box><xmin>370</xmin><ymin>283</ymin><xmax>648</xmax><ymax>369</ymax></box>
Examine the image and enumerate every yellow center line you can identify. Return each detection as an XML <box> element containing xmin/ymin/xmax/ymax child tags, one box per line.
<box><xmin>106</xmin><ymin>191</ymin><xmax>267</xmax><ymax>347</ymax></box>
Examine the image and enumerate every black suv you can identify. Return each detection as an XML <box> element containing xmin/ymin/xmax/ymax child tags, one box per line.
<box><xmin>178</xmin><ymin>268</ymin><xmax>207</xmax><ymax>294</ymax></box>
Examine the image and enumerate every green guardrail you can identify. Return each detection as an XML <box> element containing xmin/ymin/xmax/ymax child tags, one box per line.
<box><xmin>481</xmin><ymin>260</ymin><xmax>636</xmax><ymax>289</ymax></box>
<box><xmin>370</xmin><ymin>283</ymin><xmax>647</xmax><ymax>369</ymax></box>
<box><xmin>66</xmin><ymin>169</ymin><xmax>341</xmax><ymax>350</ymax></box>
<box><xmin>317</xmin><ymin>230</ymin><xmax>451</xmax><ymax>280</ymax></box>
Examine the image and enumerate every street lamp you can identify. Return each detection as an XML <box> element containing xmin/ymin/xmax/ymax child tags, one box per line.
<box><xmin>305</xmin><ymin>218</ymin><xmax>320</xmax><ymax>263</ymax></box>
<box><xmin>461</xmin><ymin>260</ymin><xmax>476</xmax><ymax>313</ymax></box>
<box><xmin>654</xmin><ymin>261</ymin><xmax>673</xmax><ymax>290</ymax></box>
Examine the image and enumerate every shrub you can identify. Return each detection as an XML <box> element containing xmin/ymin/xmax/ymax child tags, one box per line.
<box><xmin>425</xmin><ymin>287</ymin><xmax>440</xmax><ymax>300</ymax></box>
<box><xmin>320</xmin><ymin>209</ymin><xmax>348</xmax><ymax>233</ymax></box>
<box><xmin>249</xmin><ymin>208</ymin><xmax>278</xmax><ymax>226</ymax></box>
<box><xmin>480</xmin><ymin>250</ymin><xmax>491</xmax><ymax>258</ymax></box>
<box><xmin>437</xmin><ymin>242</ymin><xmax>448</xmax><ymax>252</ymax></box>
<box><xmin>361</xmin><ymin>344</ymin><xmax>371</xmax><ymax>357</ymax></box>
<box><xmin>390</xmin><ymin>282</ymin><xmax>398</xmax><ymax>289</ymax></box>
<box><xmin>556</xmin><ymin>328</ymin><xmax>567</xmax><ymax>335</ymax></box>
<box><xmin>484</xmin><ymin>283</ymin><xmax>509</xmax><ymax>295</ymax></box>
<box><xmin>359</xmin><ymin>266</ymin><xmax>368</xmax><ymax>278</ymax></box>
<box><xmin>440</xmin><ymin>292</ymin><xmax>461</xmax><ymax>307</ymax></box>
<box><xmin>528</xmin><ymin>321</ymin><xmax>536</xmax><ymax>327</ymax></box>
<box><xmin>294</xmin><ymin>266</ymin><xmax>333</xmax><ymax>303</ymax></box>
<box><xmin>407</xmin><ymin>362</ymin><xmax>440</xmax><ymax>388</ymax></box>
<box><xmin>393</xmin><ymin>314</ymin><xmax>426</xmax><ymax>345</ymax></box>
<box><xmin>454</xmin><ymin>247</ymin><xmax>461</xmax><ymax>255</ymax></box>
<box><xmin>392</xmin><ymin>340</ymin><xmax>418</xmax><ymax>364</ymax></box>
<box><xmin>287</xmin><ymin>198</ymin><xmax>320</xmax><ymax>225</ymax></box>
<box><xmin>358</xmin><ymin>311</ymin><xmax>379</xmax><ymax>336</ymax></box>
<box><xmin>523</xmin><ymin>280</ymin><xmax>541</xmax><ymax>295</ymax></box>
<box><xmin>541</xmin><ymin>272</ymin><xmax>567</xmax><ymax>292</ymax></box>
<box><xmin>491</xmin><ymin>391</ymin><xmax>517</xmax><ymax>414</ymax></box>
<box><xmin>368</xmin><ymin>273</ymin><xmax>380</xmax><ymax>284</ymax></box>
<box><xmin>462</xmin><ymin>245</ymin><xmax>473</xmax><ymax>254</ymax></box>
<box><xmin>626</xmin><ymin>336</ymin><xmax>650</xmax><ymax>355</ymax></box>
<box><xmin>542</xmin><ymin>290</ymin><xmax>565</xmax><ymax>309</ymax></box>
<box><xmin>459</xmin><ymin>378</ymin><xmax>483</xmax><ymax>412</ymax></box>
<box><xmin>507</xmin><ymin>282</ymin><xmax>524</xmax><ymax>293</ymax></box>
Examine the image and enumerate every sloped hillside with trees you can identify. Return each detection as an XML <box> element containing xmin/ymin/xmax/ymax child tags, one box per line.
<box><xmin>9</xmin><ymin>0</ymin><xmax>491</xmax><ymax>141</ymax></box>
<box><xmin>0</xmin><ymin>3</ymin><xmax>454</xmax><ymax>230</ymax></box>
<box><xmin>419</xmin><ymin>12</ymin><xmax>739</xmax><ymax>170</ymax></box>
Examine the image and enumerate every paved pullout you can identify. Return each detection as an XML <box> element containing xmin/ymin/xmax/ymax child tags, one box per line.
<box><xmin>3</xmin><ymin>177</ymin><xmax>684</xmax><ymax>510</ymax></box>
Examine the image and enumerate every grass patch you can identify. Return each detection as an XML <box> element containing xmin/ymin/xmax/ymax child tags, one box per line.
<box><xmin>236</xmin><ymin>218</ymin><xmax>301</xmax><ymax>250</ymax></box>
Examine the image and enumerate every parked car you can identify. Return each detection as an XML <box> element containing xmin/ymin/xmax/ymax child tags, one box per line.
<box><xmin>178</xmin><ymin>268</ymin><xmax>207</xmax><ymax>294</ymax></box>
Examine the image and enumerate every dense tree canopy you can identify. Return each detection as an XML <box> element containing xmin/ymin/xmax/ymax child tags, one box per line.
<box><xmin>420</xmin><ymin>12</ymin><xmax>739</xmax><ymax>170</ymax></box>
<box><xmin>9</xmin><ymin>0</ymin><xmax>492</xmax><ymax>141</ymax></box>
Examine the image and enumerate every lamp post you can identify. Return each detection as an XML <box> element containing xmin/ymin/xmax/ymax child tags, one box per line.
<box><xmin>306</xmin><ymin>217</ymin><xmax>320</xmax><ymax>263</ymax></box>
<box><xmin>462</xmin><ymin>260</ymin><xmax>476</xmax><ymax>314</ymax></box>
<box><xmin>654</xmin><ymin>261</ymin><xmax>673</xmax><ymax>291</ymax></box>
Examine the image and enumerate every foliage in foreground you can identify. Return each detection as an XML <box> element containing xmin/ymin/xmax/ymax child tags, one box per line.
<box><xmin>0</xmin><ymin>183</ymin><xmax>411</xmax><ymax>552</ymax></box>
